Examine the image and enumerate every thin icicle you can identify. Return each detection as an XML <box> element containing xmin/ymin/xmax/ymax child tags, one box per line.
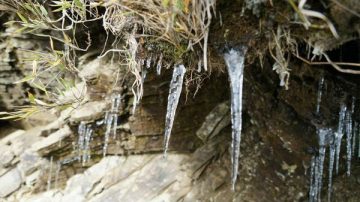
<box><xmin>309</xmin><ymin>156</ymin><xmax>317</xmax><ymax>202</ymax></box>
<box><xmin>315</xmin><ymin>75</ymin><xmax>325</xmax><ymax>114</ymax></box>
<box><xmin>146</xmin><ymin>56</ymin><xmax>152</xmax><ymax>69</ymax></box>
<box><xmin>103</xmin><ymin>94</ymin><xmax>122</xmax><ymax>156</ymax></box>
<box><xmin>335</xmin><ymin>104</ymin><xmax>346</xmax><ymax>174</ymax></box>
<box><xmin>358</xmin><ymin>123</ymin><xmax>360</xmax><ymax>158</ymax></box>
<box><xmin>77</xmin><ymin>122</ymin><xmax>86</xmax><ymax>160</ymax></box>
<box><xmin>103</xmin><ymin>113</ymin><xmax>113</xmax><ymax>157</ymax></box>
<box><xmin>47</xmin><ymin>156</ymin><xmax>53</xmax><ymax>191</ymax></box>
<box><xmin>328</xmin><ymin>134</ymin><xmax>335</xmax><ymax>202</ymax></box>
<box><xmin>82</xmin><ymin>126</ymin><xmax>93</xmax><ymax>165</ymax></box>
<box><xmin>223</xmin><ymin>47</ymin><xmax>247</xmax><ymax>191</ymax></box>
<box><xmin>317</xmin><ymin>128</ymin><xmax>330</xmax><ymax>201</ymax></box>
<box><xmin>353</xmin><ymin>121</ymin><xmax>357</xmax><ymax>156</ymax></box>
<box><xmin>163</xmin><ymin>64</ymin><xmax>186</xmax><ymax>156</ymax></box>
<box><xmin>345</xmin><ymin>110</ymin><xmax>353</xmax><ymax>176</ymax></box>
<box><xmin>156</xmin><ymin>53</ymin><xmax>163</xmax><ymax>75</ymax></box>
<box><xmin>54</xmin><ymin>162</ymin><xmax>61</xmax><ymax>189</ymax></box>
<box><xmin>112</xmin><ymin>94</ymin><xmax>121</xmax><ymax>139</ymax></box>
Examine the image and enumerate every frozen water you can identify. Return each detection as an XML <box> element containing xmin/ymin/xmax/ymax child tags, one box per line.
<box><xmin>309</xmin><ymin>156</ymin><xmax>317</xmax><ymax>202</ymax></box>
<box><xmin>82</xmin><ymin>126</ymin><xmax>93</xmax><ymax>165</ymax></box>
<box><xmin>103</xmin><ymin>94</ymin><xmax>121</xmax><ymax>156</ymax></box>
<box><xmin>316</xmin><ymin>128</ymin><xmax>331</xmax><ymax>201</ymax></box>
<box><xmin>315</xmin><ymin>76</ymin><xmax>325</xmax><ymax>114</ymax></box>
<box><xmin>156</xmin><ymin>53</ymin><xmax>163</xmax><ymax>75</ymax></box>
<box><xmin>47</xmin><ymin>156</ymin><xmax>53</xmax><ymax>191</ymax></box>
<box><xmin>54</xmin><ymin>162</ymin><xmax>61</xmax><ymax>189</ymax></box>
<box><xmin>353</xmin><ymin>121</ymin><xmax>357</xmax><ymax>156</ymax></box>
<box><xmin>328</xmin><ymin>134</ymin><xmax>335</xmax><ymax>202</ymax></box>
<box><xmin>146</xmin><ymin>57</ymin><xmax>151</xmax><ymax>69</ymax></box>
<box><xmin>345</xmin><ymin>110</ymin><xmax>353</xmax><ymax>176</ymax></box>
<box><xmin>112</xmin><ymin>94</ymin><xmax>121</xmax><ymax>139</ymax></box>
<box><xmin>335</xmin><ymin>104</ymin><xmax>346</xmax><ymax>174</ymax></box>
<box><xmin>163</xmin><ymin>64</ymin><xmax>186</xmax><ymax>156</ymax></box>
<box><xmin>223</xmin><ymin>47</ymin><xmax>247</xmax><ymax>190</ymax></box>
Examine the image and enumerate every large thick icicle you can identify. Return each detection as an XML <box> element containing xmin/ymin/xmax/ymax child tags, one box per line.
<box><xmin>315</xmin><ymin>75</ymin><xmax>325</xmax><ymax>114</ymax></box>
<box><xmin>163</xmin><ymin>64</ymin><xmax>186</xmax><ymax>156</ymax></box>
<box><xmin>335</xmin><ymin>104</ymin><xmax>346</xmax><ymax>174</ymax></box>
<box><xmin>223</xmin><ymin>47</ymin><xmax>247</xmax><ymax>190</ymax></box>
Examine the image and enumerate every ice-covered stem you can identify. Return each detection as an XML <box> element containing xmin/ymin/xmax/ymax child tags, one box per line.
<box><xmin>163</xmin><ymin>64</ymin><xmax>186</xmax><ymax>156</ymax></box>
<box><xmin>223</xmin><ymin>46</ymin><xmax>248</xmax><ymax>190</ymax></box>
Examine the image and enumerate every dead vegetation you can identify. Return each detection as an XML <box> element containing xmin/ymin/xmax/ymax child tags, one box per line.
<box><xmin>1</xmin><ymin>0</ymin><xmax>360</xmax><ymax>119</ymax></box>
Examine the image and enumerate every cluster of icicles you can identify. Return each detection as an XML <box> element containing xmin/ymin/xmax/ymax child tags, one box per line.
<box><xmin>47</xmin><ymin>47</ymin><xmax>248</xmax><ymax>190</ymax></box>
<box><xmin>309</xmin><ymin>77</ymin><xmax>359</xmax><ymax>202</ymax></box>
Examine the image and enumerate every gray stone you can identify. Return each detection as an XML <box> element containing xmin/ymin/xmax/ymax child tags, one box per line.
<box><xmin>31</xmin><ymin>125</ymin><xmax>72</xmax><ymax>152</ymax></box>
<box><xmin>0</xmin><ymin>168</ymin><xmax>22</xmax><ymax>198</ymax></box>
<box><xmin>70</xmin><ymin>101</ymin><xmax>108</xmax><ymax>123</ymax></box>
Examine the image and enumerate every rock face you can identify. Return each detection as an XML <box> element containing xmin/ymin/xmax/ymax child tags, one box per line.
<box><xmin>0</xmin><ymin>168</ymin><xmax>22</xmax><ymax>197</ymax></box>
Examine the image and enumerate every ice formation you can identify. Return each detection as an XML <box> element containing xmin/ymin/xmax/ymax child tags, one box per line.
<box><xmin>335</xmin><ymin>104</ymin><xmax>346</xmax><ymax>175</ymax></box>
<box><xmin>345</xmin><ymin>108</ymin><xmax>353</xmax><ymax>176</ymax></box>
<box><xmin>103</xmin><ymin>94</ymin><xmax>121</xmax><ymax>156</ymax></box>
<box><xmin>315</xmin><ymin>76</ymin><xmax>325</xmax><ymax>114</ymax></box>
<box><xmin>78</xmin><ymin>122</ymin><xmax>93</xmax><ymax>165</ymax></box>
<box><xmin>47</xmin><ymin>156</ymin><xmax>53</xmax><ymax>191</ymax></box>
<box><xmin>156</xmin><ymin>53</ymin><xmax>163</xmax><ymax>75</ymax></box>
<box><xmin>163</xmin><ymin>64</ymin><xmax>186</xmax><ymax>156</ymax></box>
<box><xmin>328</xmin><ymin>135</ymin><xmax>335</xmax><ymax>202</ymax></box>
<box><xmin>309</xmin><ymin>156</ymin><xmax>317</xmax><ymax>202</ymax></box>
<box><xmin>223</xmin><ymin>47</ymin><xmax>247</xmax><ymax>190</ymax></box>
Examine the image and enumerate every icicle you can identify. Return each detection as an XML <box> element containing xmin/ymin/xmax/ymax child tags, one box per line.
<box><xmin>47</xmin><ymin>156</ymin><xmax>53</xmax><ymax>191</ymax></box>
<box><xmin>54</xmin><ymin>162</ymin><xmax>61</xmax><ymax>189</ymax></box>
<box><xmin>345</xmin><ymin>110</ymin><xmax>353</xmax><ymax>176</ymax></box>
<box><xmin>82</xmin><ymin>126</ymin><xmax>93</xmax><ymax>165</ymax></box>
<box><xmin>315</xmin><ymin>76</ymin><xmax>325</xmax><ymax>114</ymax></box>
<box><xmin>156</xmin><ymin>53</ymin><xmax>163</xmax><ymax>75</ymax></box>
<box><xmin>103</xmin><ymin>113</ymin><xmax>113</xmax><ymax>157</ymax></box>
<box><xmin>358</xmin><ymin>123</ymin><xmax>360</xmax><ymax>158</ymax></box>
<box><xmin>353</xmin><ymin>121</ymin><xmax>357</xmax><ymax>156</ymax></box>
<box><xmin>112</xmin><ymin>94</ymin><xmax>121</xmax><ymax>139</ymax></box>
<box><xmin>328</xmin><ymin>134</ymin><xmax>335</xmax><ymax>202</ymax></box>
<box><xmin>146</xmin><ymin>56</ymin><xmax>152</xmax><ymax>69</ymax></box>
<box><xmin>77</xmin><ymin>122</ymin><xmax>86</xmax><ymax>160</ymax></box>
<box><xmin>223</xmin><ymin>47</ymin><xmax>247</xmax><ymax>190</ymax></box>
<box><xmin>163</xmin><ymin>64</ymin><xmax>186</xmax><ymax>156</ymax></box>
<box><xmin>141</xmin><ymin>69</ymin><xmax>148</xmax><ymax>84</ymax></box>
<box><xmin>316</xmin><ymin>128</ymin><xmax>330</xmax><ymax>201</ymax></box>
<box><xmin>335</xmin><ymin>104</ymin><xmax>346</xmax><ymax>174</ymax></box>
<box><xmin>309</xmin><ymin>156</ymin><xmax>317</xmax><ymax>202</ymax></box>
